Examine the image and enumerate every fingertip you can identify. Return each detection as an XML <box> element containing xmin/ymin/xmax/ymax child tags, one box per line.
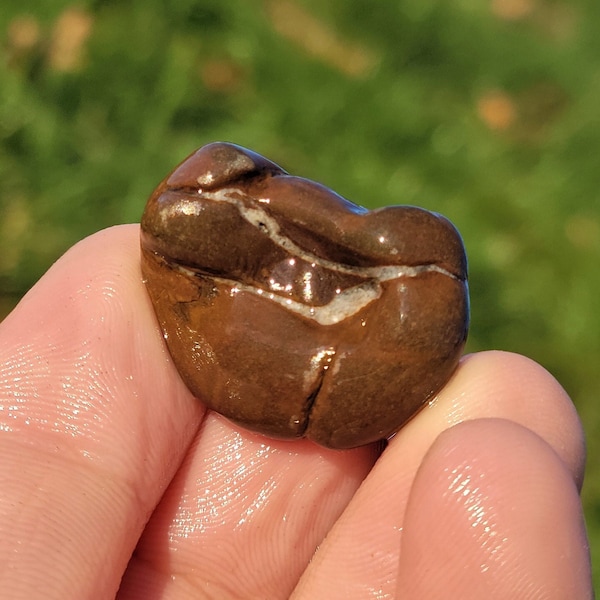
<box><xmin>438</xmin><ymin>350</ymin><xmax>586</xmax><ymax>488</ymax></box>
<box><xmin>397</xmin><ymin>418</ymin><xmax>593</xmax><ymax>599</ymax></box>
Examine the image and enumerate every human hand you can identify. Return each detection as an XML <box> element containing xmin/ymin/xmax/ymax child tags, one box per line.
<box><xmin>0</xmin><ymin>225</ymin><xmax>592</xmax><ymax>599</ymax></box>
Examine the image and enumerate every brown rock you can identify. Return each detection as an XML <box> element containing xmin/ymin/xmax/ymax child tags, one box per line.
<box><xmin>140</xmin><ymin>142</ymin><xmax>469</xmax><ymax>448</ymax></box>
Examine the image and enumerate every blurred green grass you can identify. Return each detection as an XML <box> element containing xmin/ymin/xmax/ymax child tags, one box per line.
<box><xmin>1</xmin><ymin>0</ymin><xmax>599</xmax><ymax>589</ymax></box>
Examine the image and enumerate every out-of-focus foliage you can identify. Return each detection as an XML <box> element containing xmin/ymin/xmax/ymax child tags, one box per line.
<box><xmin>1</xmin><ymin>0</ymin><xmax>599</xmax><ymax>587</ymax></box>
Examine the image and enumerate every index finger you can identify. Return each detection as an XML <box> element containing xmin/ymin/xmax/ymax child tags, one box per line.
<box><xmin>291</xmin><ymin>351</ymin><xmax>588</xmax><ymax>598</ymax></box>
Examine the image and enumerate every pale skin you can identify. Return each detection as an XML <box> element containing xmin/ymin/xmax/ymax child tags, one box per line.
<box><xmin>0</xmin><ymin>225</ymin><xmax>592</xmax><ymax>599</ymax></box>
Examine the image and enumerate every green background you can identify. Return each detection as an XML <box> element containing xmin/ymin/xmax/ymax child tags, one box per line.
<box><xmin>1</xmin><ymin>0</ymin><xmax>598</xmax><ymax>589</ymax></box>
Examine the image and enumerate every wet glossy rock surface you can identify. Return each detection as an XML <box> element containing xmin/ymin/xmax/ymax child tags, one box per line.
<box><xmin>140</xmin><ymin>142</ymin><xmax>469</xmax><ymax>448</ymax></box>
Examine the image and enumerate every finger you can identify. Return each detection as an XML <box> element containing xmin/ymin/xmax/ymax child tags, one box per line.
<box><xmin>0</xmin><ymin>225</ymin><xmax>204</xmax><ymax>599</ymax></box>
<box><xmin>396</xmin><ymin>418</ymin><xmax>592</xmax><ymax>598</ymax></box>
<box><xmin>118</xmin><ymin>411</ymin><xmax>380</xmax><ymax>600</ymax></box>
<box><xmin>291</xmin><ymin>351</ymin><xmax>586</xmax><ymax>599</ymax></box>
